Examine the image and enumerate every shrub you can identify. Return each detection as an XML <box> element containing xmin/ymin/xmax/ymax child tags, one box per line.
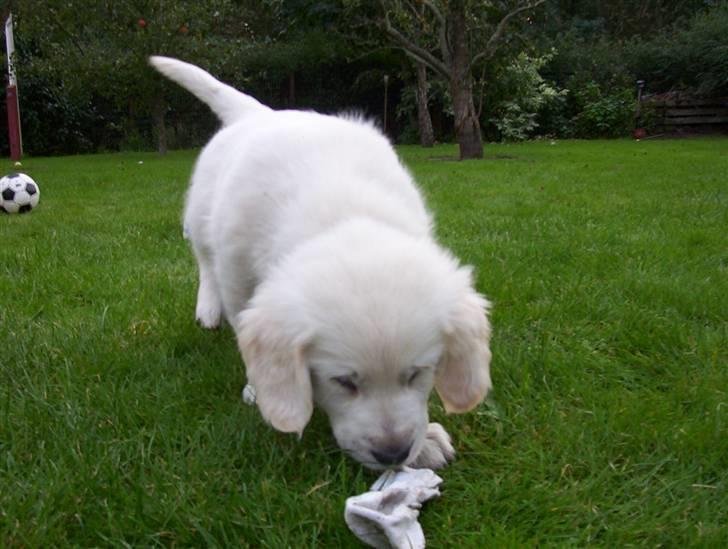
<box><xmin>571</xmin><ymin>81</ymin><xmax>635</xmax><ymax>138</ymax></box>
<box><xmin>489</xmin><ymin>51</ymin><xmax>568</xmax><ymax>141</ymax></box>
<box><xmin>15</xmin><ymin>73</ymin><xmax>97</xmax><ymax>156</ymax></box>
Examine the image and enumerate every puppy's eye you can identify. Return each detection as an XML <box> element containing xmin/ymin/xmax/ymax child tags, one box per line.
<box><xmin>408</xmin><ymin>369</ymin><xmax>421</xmax><ymax>385</ymax></box>
<box><xmin>332</xmin><ymin>376</ymin><xmax>358</xmax><ymax>394</ymax></box>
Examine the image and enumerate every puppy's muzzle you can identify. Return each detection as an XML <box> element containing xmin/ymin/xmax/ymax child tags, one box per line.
<box><xmin>371</xmin><ymin>442</ymin><xmax>413</xmax><ymax>466</ymax></box>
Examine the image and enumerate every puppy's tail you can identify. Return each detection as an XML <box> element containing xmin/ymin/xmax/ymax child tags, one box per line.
<box><xmin>149</xmin><ymin>56</ymin><xmax>270</xmax><ymax>126</ymax></box>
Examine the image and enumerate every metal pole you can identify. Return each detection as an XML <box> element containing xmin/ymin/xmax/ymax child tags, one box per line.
<box><xmin>5</xmin><ymin>13</ymin><xmax>23</xmax><ymax>160</ymax></box>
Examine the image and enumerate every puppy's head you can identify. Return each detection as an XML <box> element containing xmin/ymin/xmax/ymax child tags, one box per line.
<box><xmin>237</xmin><ymin>222</ymin><xmax>491</xmax><ymax>468</ymax></box>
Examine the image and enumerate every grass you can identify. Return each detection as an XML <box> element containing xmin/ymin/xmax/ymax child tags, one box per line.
<box><xmin>1</xmin><ymin>138</ymin><xmax>727</xmax><ymax>547</ymax></box>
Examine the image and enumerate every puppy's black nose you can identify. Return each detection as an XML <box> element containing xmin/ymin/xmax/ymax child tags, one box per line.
<box><xmin>372</xmin><ymin>443</ymin><xmax>412</xmax><ymax>466</ymax></box>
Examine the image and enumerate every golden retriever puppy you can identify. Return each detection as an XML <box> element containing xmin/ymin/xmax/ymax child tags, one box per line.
<box><xmin>150</xmin><ymin>56</ymin><xmax>492</xmax><ymax>469</ymax></box>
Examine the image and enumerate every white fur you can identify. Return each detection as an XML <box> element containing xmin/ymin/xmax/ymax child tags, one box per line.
<box><xmin>150</xmin><ymin>56</ymin><xmax>493</xmax><ymax>470</ymax></box>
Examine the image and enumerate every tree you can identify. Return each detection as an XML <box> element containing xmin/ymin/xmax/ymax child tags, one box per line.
<box><xmin>414</xmin><ymin>60</ymin><xmax>435</xmax><ymax>147</ymax></box>
<box><xmin>370</xmin><ymin>0</ymin><xmax>545</xmax><ymax>159</ymax></box>
<box><xmin>545</xmin><ymin>0</ymin><xmax>711</xmax><ymax>38</ymax></box>
<box><xmin>627</xmin><ymin>2</ymin><xmax>728</xmax><ymax>96</ymax></box>
<box><xmin>13</xmin><ymin>0</ymin><xmax>248</xmax><ymax>154</ymax></box>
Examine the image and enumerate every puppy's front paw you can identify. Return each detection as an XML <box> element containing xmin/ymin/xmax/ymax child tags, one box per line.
<box><xmin>241</xmin><ymin>384</ymin><xmax>256</xmax><ymax>406</ymax></box>
<box><xmin>410</xmin><ymin>422</ymin><xmax>455</xmax><ymax>470</ymax></box>
<box><xmin>195</xmin><ymin>303</ymin><xmax>222</xmax><ymax>330</ymax></box>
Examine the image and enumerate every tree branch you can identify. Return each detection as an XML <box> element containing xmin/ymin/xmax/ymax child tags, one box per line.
<box><xmin>476</xmin><ymin>63</ymin><xmax>487</xmax><ymax>118</ymax></box>
<box><xmin>415</xmin><ymin>0</ymin><xmax>451</xmax><ymax>69</ymax></box>
<box><xmin>420</xmin><ymin>0</ymin><xmax>446</xmax><ymax>28</ymax></box>
<box><xmin>472</xmin><ymin>0</ymin><xmax>546</xmax><ymax>65</ymax></box>
<box><xmin>432</xmin><ymin>2</ymin><xmax>452</xmax><ymax>68</ymax></box>
<box><xmin>48</xmin><ymin>6</ymin><xmax>87</xmax><ymax>57</ymax></box>
<box><xmin>380</xmin><ymin>7</ymin><xmax>451</xmax><ymax>79</ymax></box>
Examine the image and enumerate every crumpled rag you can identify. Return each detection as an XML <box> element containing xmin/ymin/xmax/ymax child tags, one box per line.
<box><xmin>344</xmin><ymin>467</ymin><xmax>443</xmax><ymax>549</ymax></box>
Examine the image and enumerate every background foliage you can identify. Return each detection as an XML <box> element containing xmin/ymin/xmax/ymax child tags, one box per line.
<box><xmin>1</xmin><ymin>0</ymin><xmax>726</xmax><ymax>154</ymax></box>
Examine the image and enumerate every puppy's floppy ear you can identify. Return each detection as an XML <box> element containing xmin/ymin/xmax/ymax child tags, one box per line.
<box><xmin>436</xmin><ymin>277</ymin><xmax>492</xmax><ymax>414</ymax></box>
<box><xmin>236</xmin><ymin>305</ymin><xmax>313</xmax><ymax>437</ymax></box>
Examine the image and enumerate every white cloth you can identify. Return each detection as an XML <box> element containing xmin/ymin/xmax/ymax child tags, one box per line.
<box><xmin>344</xmin><ymin>467</ymin><xmax>443</xmax><ymax>549</ymax></box>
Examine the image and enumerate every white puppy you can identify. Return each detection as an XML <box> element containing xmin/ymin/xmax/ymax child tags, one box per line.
<box><xmin>150</xmin><ymin>57</ymin><xmax>492</xmax><ymax>469</ymax></box>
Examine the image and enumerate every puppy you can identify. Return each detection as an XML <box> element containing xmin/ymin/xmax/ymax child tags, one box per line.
<box><xmin>150</xmin><ymin>57</ymin><xmax>492</xmax><ymax>469</ymax></box>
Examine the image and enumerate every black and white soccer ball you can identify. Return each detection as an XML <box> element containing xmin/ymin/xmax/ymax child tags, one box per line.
<box><xmin>0</xmin><ymin>173</ymin><xmax>40</xmax><ymax>214</ymax></box>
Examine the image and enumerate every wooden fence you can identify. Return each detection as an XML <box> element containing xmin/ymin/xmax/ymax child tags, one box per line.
<box><xmin>642</xmin><ymin>96</ymin><xmax>728</xmax><ymax>129</ymax></box>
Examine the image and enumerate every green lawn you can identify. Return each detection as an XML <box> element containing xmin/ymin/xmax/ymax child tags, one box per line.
<box><xmin>1</xmin><ymin>138</ymin><xmax>726</xmax><ymax>547</ymax></box>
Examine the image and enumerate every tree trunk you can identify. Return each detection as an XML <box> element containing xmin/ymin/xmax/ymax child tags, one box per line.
<box><xmin>153</xmin><ymin>94</ymin><xmax>168</xmax><ymax>155</ymax></box>
<box><xmin>415</xmin><ymin>61</ymin><xmax>435</xmax><ymax>147</ymax></box>
<box><xmin>448</xmin><ymin>2</ymin><xmax>483</xmax><ymax>160</ymax></box>
<box><xmin>451</xmin><ymin>78</ymin><xmax>482</xmax><ymax>159</ymax></box>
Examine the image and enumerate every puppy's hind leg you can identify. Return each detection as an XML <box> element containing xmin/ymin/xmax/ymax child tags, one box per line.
<box><xmin>193</xmin><ymin>245</ymin><xmax>223</xmax><ymax>329</ymax></box>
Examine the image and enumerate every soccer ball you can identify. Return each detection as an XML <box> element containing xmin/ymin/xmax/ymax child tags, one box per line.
<box><xmin>0</xmin><ymin>172</ymin><xmax>40</xmax><ymax>214</ymax></box>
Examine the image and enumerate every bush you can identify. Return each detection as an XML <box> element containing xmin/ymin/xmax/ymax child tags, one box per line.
<box><xmin>489</xmin><ymin>51</ymin><xmax>568</xmax><ymax>141</ymax></box>
<box><xmin>16</xmin><ymin>74</ymin><xmax>98</xmax><ymax>156</ymax></box>
<box><xmin>571</xmin><ymin>81</ymin><xmax>635</xmax><ymax>138</ymax></box>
